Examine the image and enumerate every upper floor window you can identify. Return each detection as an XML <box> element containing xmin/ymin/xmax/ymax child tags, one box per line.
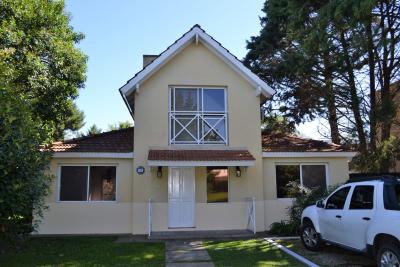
<box><xmin>169</xmin><ymin>87</ymin><xmax>227</xmax><ymax>144</ymax></box>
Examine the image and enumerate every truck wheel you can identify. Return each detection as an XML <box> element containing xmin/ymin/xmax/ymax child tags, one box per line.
<box><xmin>300</xmin><ymin>221</ymin><xmax>324</xmax><ymax>251</ymax></box>
<box><xmin>377</xmin><ymin>242</ymin><xmax>400</xmax><ymax>267</ymax></box>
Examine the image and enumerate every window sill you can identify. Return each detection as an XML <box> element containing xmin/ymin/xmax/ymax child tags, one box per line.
<box><xmin>56</xmin><ymin>201</ymin><xmax>118</xmax><ymax>204</ymax></box>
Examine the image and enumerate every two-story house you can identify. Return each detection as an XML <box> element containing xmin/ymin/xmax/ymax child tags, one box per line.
<box><xmin>38</xmin><ymin>25</ymin><xmax>355</xmax><ymax>236</ymax></box>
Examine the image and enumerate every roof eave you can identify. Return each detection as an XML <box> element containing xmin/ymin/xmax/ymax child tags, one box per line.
<box><xmin>119</xmin><ymin>26</ymin><xmax>275</xmax><ymax>99</ymax></box>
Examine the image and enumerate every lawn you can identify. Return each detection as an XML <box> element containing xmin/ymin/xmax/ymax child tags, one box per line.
<box><xmin>278</xmin><ymin>239</ymin><xmax>375</xmax><ymax>267</ymax></box>
<box><xmin>204</xmin><ymin>239</ymin><xmax>305</xmax><ymax>267</ymax></box>
<box><xmin>0</xmin><ymin>236</ymin><xmax>165</xmax><ymax>267</ymax></box>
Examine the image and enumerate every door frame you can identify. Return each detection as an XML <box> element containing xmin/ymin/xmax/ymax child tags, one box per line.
<box><xmin>168</xmin><ymin>166</ymin><xmax>195</xmax><ymax>228</ymax></box>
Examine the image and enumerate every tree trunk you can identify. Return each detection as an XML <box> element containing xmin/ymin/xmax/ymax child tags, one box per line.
<box><xmin>322</xmin><ymin>53</ymin><xmax>341</xmax><ymax>144</ymax></box>
<box><xmin>379</xmin><ymin>1</ymin><xmax>393</xmax><ymax>142</ymax></box>
<box><xmin>340</xmin><ymin>31</ymin><xmax>367</xmax><ymax>152</ymax></box>
<box><xmin>366</xmin><ymin>21</ymin><xmax>377</xmax><ymax>150</ymax></box>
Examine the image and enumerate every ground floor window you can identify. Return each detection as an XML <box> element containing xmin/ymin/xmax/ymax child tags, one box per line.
<box><xmin>59</xmin><ymin>165</ymin><xmax>116</xmax><ymax>201</ymax></box>
<box><xmin>276</xmin><ymin>164</ymin><xmax>327</xmax><ymax>198</ymax></box>
<box><xmin>207</xmin><ymin>167</ymin><xmax>228</xmax><ymax>203</ymax></box>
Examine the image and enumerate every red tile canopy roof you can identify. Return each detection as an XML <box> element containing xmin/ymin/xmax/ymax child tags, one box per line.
<box><xmin>51</xmin><ymin>128</ymin><xmax>351</xmax><ymax>154</ymax></box>
<box><xmin>148</xmin><ymin>149</ymin><xmax>256</xmax><ymax>162</ymax></box>
<box><xmin>51</xmin><ymin>127</ymin><xmax>133</xmax><ymax>153</ymax></box>
<box><xmin>262</xmin><ymin>133</ymin><xmax>350</xmax><ymax>152</ymax></box>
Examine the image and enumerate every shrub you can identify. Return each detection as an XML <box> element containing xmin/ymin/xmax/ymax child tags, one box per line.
<box><xmin>269</xmin><ymin>181</ymin><xmax>339</xmax><ymax>236</ymax></box>
<box><xmin>0</xmin><ymin>89</ymin><xmax>52</xmax><ymax>248</ymax></box>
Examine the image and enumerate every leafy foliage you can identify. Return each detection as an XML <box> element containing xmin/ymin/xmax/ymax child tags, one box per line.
<box><xmin>352</xmin><ymin>136</ymin><xmax>400</xmax><ymax>173</ymax></box>
<box><xmin>269</xmin><ymin>182</ymin><xmax>338</xmax><ymax>236</ymax></box>
<box><xmin>108</xmin><ymin>121</ymin><xmax>133</xmax><ymax>131</ymax></box>
<box><xmin>246</xmin><ymin>0</ymin><xmax>400</xmax><ymax>157</ymax></box>
<box><xmin>86</xmin><ymin>124</ymin><xmax>102</xmax><ymax>136</ymax></box>
<box><xmin>261</xmin><ymin>114</ymin><xmax>297</xmax><ymax>135</ymax></box>
<box><xmin>0</xmin><ymin>89</ymin><xmax>52</xmax><ymax>245</ymax></box>
<box><xmin>0</xmin><ymin>0</ymin><xmax>87</xmax><ymax>139</ymax></box>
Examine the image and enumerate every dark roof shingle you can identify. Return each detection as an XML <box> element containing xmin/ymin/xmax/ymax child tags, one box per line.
<box><xmin>51</xmin><ymin>128</ymin><xmax>351</xmax><ymax>154</ymax></box>
<box><xmin>262</xmin><ymin>133</ymin><xmax>350</xmax><ymax>152</ymax></box>
<box><xmin>51</xmin><ymin>127</ymin><xmax>133</xmax><ymax>153</ymax></box>
<box><xmin>148</xmin><ymin>149</ymin><xmax>255</xmax><ymax>162</ymax></box>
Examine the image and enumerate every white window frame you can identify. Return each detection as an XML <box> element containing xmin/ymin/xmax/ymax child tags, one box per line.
<box><xmin>168</xmin><ymin>86</ymin><xmax>228</xmax><ymax>145</ymax></box>
<box><xmin>275</xmin><ymin>162</ymin><xmax>329</xmax><ymax>199</ymax></box>
<box><xmin>57</xmin><ymin>164</ymin><xmax>118</xmax><ymax>203</ymax></box>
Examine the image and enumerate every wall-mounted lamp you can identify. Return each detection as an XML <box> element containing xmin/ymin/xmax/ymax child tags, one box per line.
<box><xmin>235</xmin><ymin>166</ymin><xmax>241</xmax><ymax>177</ymax></box>
<box><xmin>157</xmin><ymin>166</ymin><xmax>163</xmax><ymax>178</ymax></box>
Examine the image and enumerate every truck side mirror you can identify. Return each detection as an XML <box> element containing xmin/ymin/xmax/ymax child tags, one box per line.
<box><xmin>316</xmin><ymin>200</ymin><xmax>325</xmax><ymax>208</ymax></box>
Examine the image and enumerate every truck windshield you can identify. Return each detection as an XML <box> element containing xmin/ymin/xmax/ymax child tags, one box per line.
<box><xmin>384</xmin><ymin>183</ymin><xmax>400</xmax><ymax>210</ymax></box>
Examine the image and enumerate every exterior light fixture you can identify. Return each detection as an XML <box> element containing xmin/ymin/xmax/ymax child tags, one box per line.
<box><xmin>235</xmin><ymin>166</ymin><xmax>241</xmax><ymax>177</ymax></box>
<box><xmin>157</xmin><ymin>166</ymin><xmax>163</xmax><ymax>178</ymax></box>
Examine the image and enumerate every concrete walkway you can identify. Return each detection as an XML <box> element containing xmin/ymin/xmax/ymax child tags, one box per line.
<box><xmin>166</xmin><ymin>240</ymin><xmax>215</xmax><ymax>267</ymax></box>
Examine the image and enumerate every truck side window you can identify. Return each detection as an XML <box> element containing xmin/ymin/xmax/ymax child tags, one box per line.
<box><xmin>326</xmin><ymin>186</ymin><xmax>351</xmax><ymax>210</ymax></box>
<box><xmin>349</xmin><ymin>185</ymin><xmax>374</xmax><ymax>210</ymax></box>
<box><xmin>384</xmin><ymin>184</ymin><xmax>400</xmax><ymax>211</ymax></box>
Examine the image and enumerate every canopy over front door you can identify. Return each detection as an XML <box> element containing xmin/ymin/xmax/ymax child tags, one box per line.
<box><xmin>147</xmin><ymin>148</ymin><xmax>256</xmax><ymax>167</ymax></box>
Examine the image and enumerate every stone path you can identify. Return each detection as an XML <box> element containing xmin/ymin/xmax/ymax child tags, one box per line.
<box><xmin>166</xmin><ymin>240</ymin><xmax>215</xmax><ymax>267</ymax></box>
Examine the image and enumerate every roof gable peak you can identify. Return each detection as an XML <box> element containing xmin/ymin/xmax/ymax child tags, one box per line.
<box><xmin>119</xmin><ymin>24</ymin><xmax>275</xmax><ymax>98</ymax></box>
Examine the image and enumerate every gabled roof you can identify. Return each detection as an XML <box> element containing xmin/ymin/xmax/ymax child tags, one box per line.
<box><xmin>51</xmin><ymin>128</ymin><xmax>354</xmax><ymax>156</ymax></box>
<box><xmin>51</xmin><ymin>127</ymin><xmax>133</xmax><ymax>153</ymax></box>
<box><xmin>261</xmin><ymin>133</ymin><xmax>351</xmax><ymax>152</ymax></box>
<box><xmin>119</xmin><ymin>24</ymin><xmax>275</xmax><ymax>99</ymax></box>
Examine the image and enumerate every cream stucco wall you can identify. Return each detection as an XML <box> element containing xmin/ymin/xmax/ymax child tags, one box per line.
<box><xmin>38</xmin><ymin>40</ymin><xmax>354</xmax><ymax>235</ymax></box>
<box><xmin>262</xmin><ymin>157</ymin><xmax>350</xmax><ymax>229</ymax></box>
<box><xmin>37</xmin><ymin>158</ymin><xmax>133</xmax><ymax>234</ymax></box>
<box><xmin>131</xmin><ymin>41</ymin><xmax>265</xmax><ymax>234</ymax></box>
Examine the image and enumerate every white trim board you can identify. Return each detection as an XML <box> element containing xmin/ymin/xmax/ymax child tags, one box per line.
<box><xmin>262</xmin><ymin>151</ymin><xmax>356</xmax><ymax>158</ymax></box>
<box><xmin>52</xmin><ymin>152</ymin><xmax>134</xmax><ymax>159</ymax></box>
<box><xmin>148</xmin><ymin>160</ymin><xmax>255</xmax><ymax>167</ymax></box>
<box><xmin>119</xmin><ymin>25</ymin><xmax>275</xmax><ymax>97</ymax></box>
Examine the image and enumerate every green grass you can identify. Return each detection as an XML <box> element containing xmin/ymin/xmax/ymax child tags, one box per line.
<box><xmin>277</xmin><ymin>240</ymin><xmax>375</xmax><ymax>267</ymax></box>
<box><xmin>204</xmin><ymin>239</ymin><xmax>305</xmax><ymax>267</ymax></box>
<box><xmin>0</xmin><ymin>236</ymin><xmax>165</xmax><ymax>267</ymax></box>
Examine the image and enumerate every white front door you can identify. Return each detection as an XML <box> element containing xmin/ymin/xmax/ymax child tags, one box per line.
<box><xmin>168</xmin><ymin>167</ymin><xmax>195</xmax><ymax>228</ymax></box>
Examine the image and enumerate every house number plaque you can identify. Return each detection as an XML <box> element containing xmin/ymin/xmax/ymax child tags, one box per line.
<box><xmin>136</xmin><ymin>166</ymin><xmax>145</xmax><ymax>175</ymax></box>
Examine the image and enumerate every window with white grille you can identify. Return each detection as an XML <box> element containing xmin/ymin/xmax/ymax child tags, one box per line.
<box><xmin>169</xmin><ymin>87</ymin><xmax>227</xmax><ymax>144</ymax></box>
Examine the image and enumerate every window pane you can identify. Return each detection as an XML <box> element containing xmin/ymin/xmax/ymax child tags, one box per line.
<box><xmin>276</xmin><ymin>165</ymin><xmax>300</xmax><ymax>198</ymax></box>
<box><xmin>174</xmin><ymin>115</ymin><xmax>197</xmax><ymax>142</ymax></box>
<box><xmin>175</xmin><ymin>88</ymin><xmax>198</xmax><ymax>111</ymax></box>
<box><xmin>326</xmin><ymin>187</ymin><xmax>350</xmax><ymax>209</ymax></box>
<box><xmin>89</xmin><ymin>166</ymin><xmax>116</xmax><ymax>201</ymax></box>
<box><xmin>207</xmin><ymin>167</ymin><xmax>228</xmax><ymax>202</ymax></box>
<box><xmin>60</xmin><ymin>166</ymin><xmax>88</xmax><ymax>201</ymax></box>
<box><xmin>385</xmin><ymin>184</ymin><xmax>400</xmax><ymax>210</ymax></box>
<box><xmin>350</xmin><ymin>186</ymin><xmax>374</xmax><ymax>210</ymax></box>
<box><xmin>203</xmin><ymin>89</ymin><xmax>225</xmax><ymax>111</ymax></box>
<box><xmin>302</xmin><ymin>165</ymin><xmax>326</xmax><ymax>190</ymax></box>
<box><xmin>203</xmin><ymin>116</ymin><xmax>226</xmax><ymax>142</ymax></box>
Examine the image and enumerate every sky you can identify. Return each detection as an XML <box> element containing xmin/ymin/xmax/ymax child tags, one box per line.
<box><xmin>65</xmin><ymin>0</ymin><xmax>322</xmax><ymax>139</ymax></box>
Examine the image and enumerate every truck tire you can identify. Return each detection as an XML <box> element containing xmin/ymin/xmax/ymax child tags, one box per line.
<box><xmin>377</xmin><ymin>241</ymin><xmax>400</xmax><ymax>267</ymax></box>
<box><xmin>300</xmin><ymin>221</ymin><xmax>324</xmax><ymax>251</ymax></box>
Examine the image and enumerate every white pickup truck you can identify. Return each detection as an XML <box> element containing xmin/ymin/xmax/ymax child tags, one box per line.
<box><xmin>300</xmin><ymin>176</ymin><xmax>400</xmax><ymax>267</ymax></box>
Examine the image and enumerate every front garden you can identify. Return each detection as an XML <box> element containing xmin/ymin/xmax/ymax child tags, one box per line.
<box><xmin>0</xmin><ymin>237</ymin><xmax>165</xmax><ymax>267</ymax></box>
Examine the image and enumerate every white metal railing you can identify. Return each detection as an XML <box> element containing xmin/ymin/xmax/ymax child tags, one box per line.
<box><xmin>148</xmin><ymin>198</ymin><xmax>152</xmax><ymax>238</ymax></box>
<box><xmin>246</xmin><ymin>197</ymin><xmax>256</xmax><ymax>234</ymax></box>
<box><xmin>169</xmin><ymin>112</ymin><xmax>227</xmax><ymax>144</ymax></box>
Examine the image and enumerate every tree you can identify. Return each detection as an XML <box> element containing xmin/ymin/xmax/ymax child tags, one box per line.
<box><xmin>108</xmin><ymin>121</ymin><xmax>133</xmax><ymax>131</ymax></box>
<box><xmin>0</xmin><ymin>0</ymin><xmax>87</xmax><ymax>139</ymax></box>
<box><xmin>261</xmin><ymin>114</ymin><xmax>297</xmax><ymax>135</ymax></box>
<box><xmin>245</xmin><ymin>0</ymin><xmax>400</xmax><ymax>161</ymax></box>
<box><xmin>0</xmin><ymin>89</ymin><xmax>52</xmax><ymax>244</ymax></box>
<box><xmin>86</xmin><ymin>124</ymin><xmax>102</xmax><ymax>136</ymax></box>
